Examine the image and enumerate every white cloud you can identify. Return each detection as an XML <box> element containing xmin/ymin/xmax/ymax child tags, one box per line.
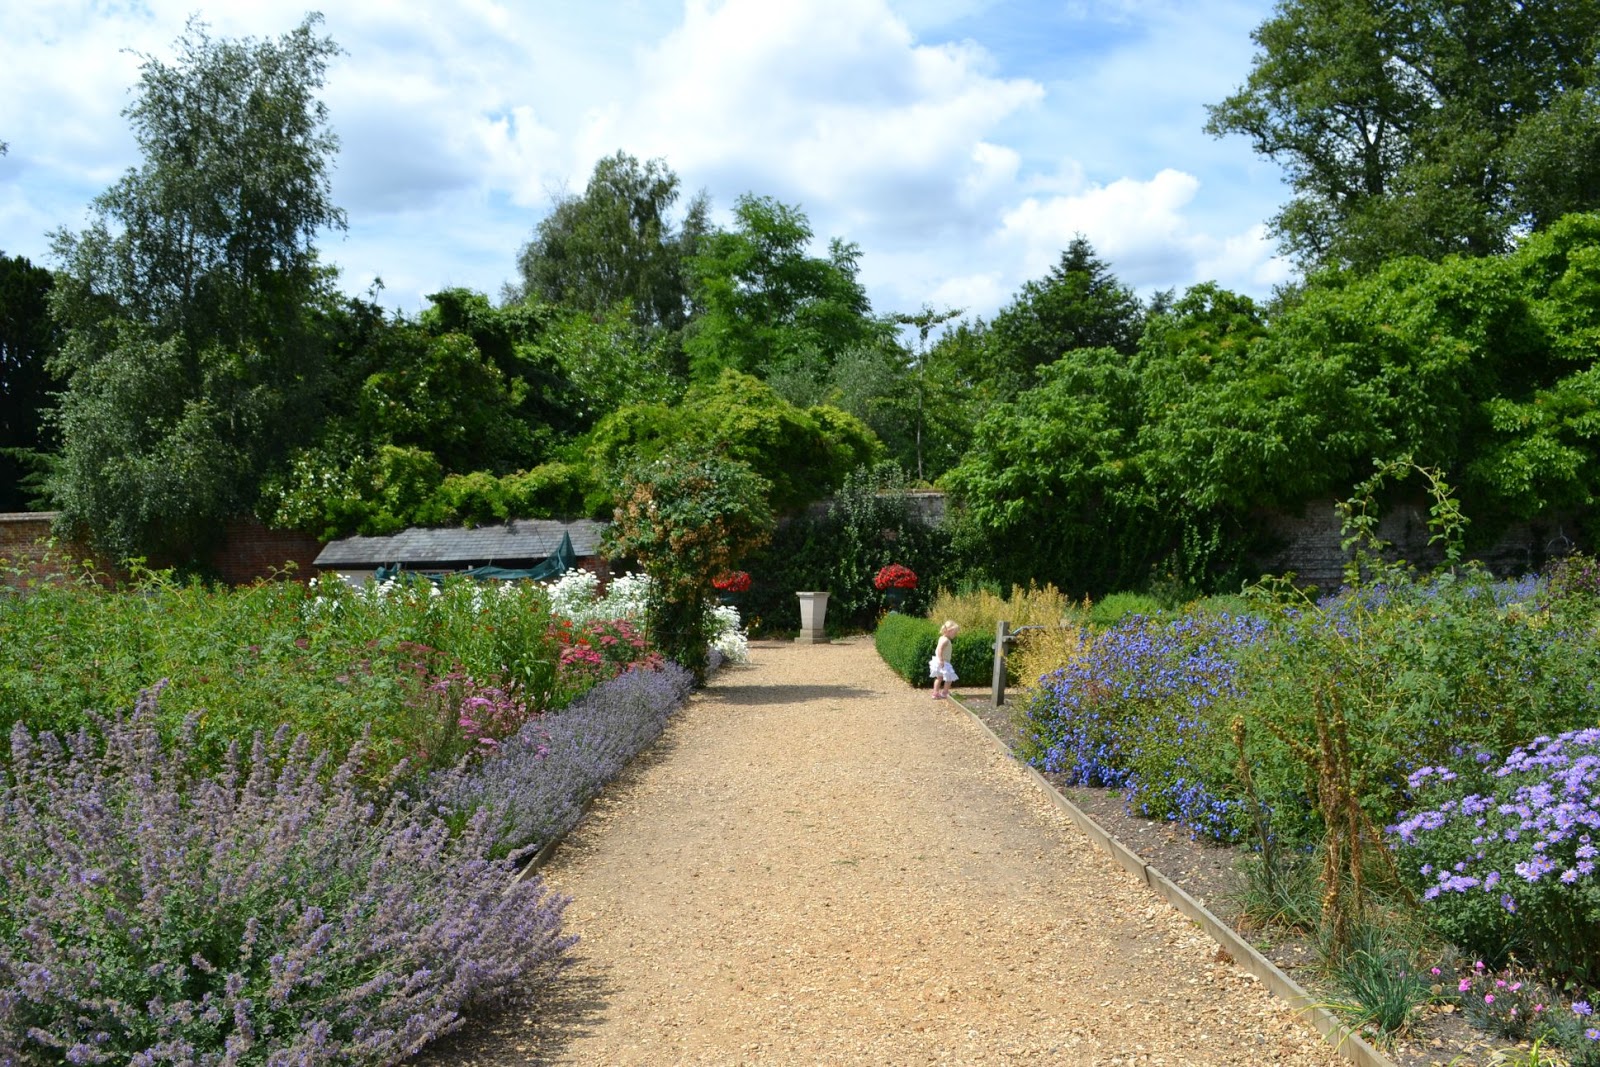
<box><xmin>0</xmin><ymin>0</ymin><xmax>1294</xmax><ymax>317</ymax></box>
<box><xmin>618</xmin><ymin>0</ymin><xmax>1043</xmax><ymax>217</ymax></box>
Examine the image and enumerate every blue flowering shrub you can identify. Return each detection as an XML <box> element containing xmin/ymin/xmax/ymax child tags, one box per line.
<box><xmin>1018</xmin><ymin>565</ymin><xmax>1600</xmax><ymax>854</ymax></box>
<box><xmin>1021</xmin><ymin>609</ymin><xmax>1265</xmax><ymax>842</ymax></box>
<box><xmin>1391</xmin><ymin>728</ymin><xmax>1600</xmax><ymax>986</ymax></box>
<box><xmin>1231</xmin><ymin>568</ymin><xmax>1600</xmax><ymax>845</ymax></box>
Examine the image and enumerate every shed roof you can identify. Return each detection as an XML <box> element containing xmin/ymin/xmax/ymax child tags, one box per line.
<box><xmin>314</xmin><ymin>518</ymin><xmax>607</xmax><ymax>568</ymax></box>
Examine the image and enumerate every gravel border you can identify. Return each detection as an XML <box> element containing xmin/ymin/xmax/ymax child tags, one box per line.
<box><xmin>949</xmin><ymin>691</ymin><xmax>1396</xmax><ymax>1067</ymax></box>
<box><xmin>417</xmin><ymin>638</ymin><xmax>1357</xmax><ymax>1065</ymax></box>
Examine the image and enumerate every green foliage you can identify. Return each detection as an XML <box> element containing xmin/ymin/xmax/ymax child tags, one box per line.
<box><xmin>872</xmin><ymin>612</ymin><xmax>989</xmax><ymax>688</ymax></box>
<box><xmin>1206</xmin><ymin>0</ymin><xmax>1600</xmax><ymax>269</ymax></box>
<box><xmin>873</xmin><ymin>612</ymin><xmax>938</xmax><ymax>684</ymax></box>
<box><xmin>536</xmin><ymin>302</ymin><xmax>684</xmax><ymax>422</ymax></box>
<box><xmin>0</xmin><ymin>252</ymin><xmax>59</xmax><ymax>511</ymax></box>
<box><xmin>985</xmin><ymin>237</ymin><xmax>1144</xmax><ymax>393</ymax></box>
<box><xmin>944</xmin><ymin>345</ymin><xmax>1163</xmax><ymax>595</ymax></box>
<box><xmin>1332</xmin><ymin>945</ymin><xmax>1434</xmax><ymax>1036</ymax></box>
<box><xmin>0</xmin><ymin>570</ymin><xmax>578</xmax><ymax>780</ymax></box>
<box><xmin>513</xmin><ymin>151</ymin><xmax>707</xmax><ymax>335</ymax></box>
<box><xmin>684</xmin><ymin>194</ymin><xmax>887</xmax><ymax>382</ymax></box>
<box><xmin>1087</xmin><ymin>592</ymin><xmax>1166</xmax><ymax>627</ymax></box>
<box><xmin>261</xmin><ymin>440</ymin><xmax>445</xmax><ymax>539</ymax></box>
<box><xmin>1132</xmin><ymin>283</ymin><xmax>1273</xmax><ymax>512</ymax></box>
<box><xmin>588</xmin><ymin>370</ymin><xmax>882</xmax><ymax>514</ymax></box>
<box><xmin>354</xmin><ymin>328</ymin><xmax>535</xmax><ymax>473</ymax></box>
<box><xmin>258</xmin><ymin>290</ymin><xmax>596</xmax><ymax>538</ymax></box>
<box><xmin>603</xmin><ymin>451</ymin><xmax>774</xmax><ymax>679</ymax></box>
<box><xmin>948</xmin><ymin>217</ymin><xmax>1600</xmax><ymax>595</ymax></box>
<box><xmin>740</xmin><ymin>462</ymin><xmax>952</xmax><ymax>634</ymax></box>
<box><xmin>45</xmin><ymin>15</ymin><xmax>347</xmax><ymax>563</ymax></box>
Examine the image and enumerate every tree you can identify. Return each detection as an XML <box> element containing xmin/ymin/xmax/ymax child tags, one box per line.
<box><xmin>257</xmin><ymin>288</ymin><xmax>596</xmax><ymax>538</ymax></box>
<box><xmin>983</xmin><ymin>237</ymin><xmax>1144</xmax><ymax>396</ymax></box>
<box><xmin>47</xmin><ymin>15</ymin><xmax>346</xmax><ymax>562</ymax></box>
<box><xmin>604</xmin><ymin>451</ymin><xmax>774</xmax><ymax>680</ymax></box>
<box><xmin>1206</xmin><ymin>0</ymin><xmax>1600</xmax><ymax>269</ymax></box>
<box><xmin>586</xmin><ymin>370</ymin><xmax>882</xmax><ymax>514</ymax></box>
<box><xmin>0</xmin><ymin>253</ymin><xmax>59</xmax><ymax>510</ymax></box>
<box><xmin>1133</xmin><ymin>283</ymin><xmax>1274</xmax><ymax>514</ymax></box>
<box><xmin>944</xmin><ymin>346</ymin><xmax>1159</xmax><ymax>595</ymax></box>
<box><xmin>890</xmin><ymin>306</ymin><xmax>964</xmax><ymax>483</ymax></box>
<box><xmin>684</xmin><ymin>194</ymin><xmax>885</xmax><ymax>381</ymax></box>
<box><xmin>512</xmin><ymin>151</ymin><xmax>708</xmax><ymax>336</ymax></box>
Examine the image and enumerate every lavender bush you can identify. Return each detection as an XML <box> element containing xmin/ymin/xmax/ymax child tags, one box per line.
<box><xmin>0</xmin><ymin>685</ymin><xmax>575</xmax><ymax>1065</ymax></box>
<box><xmin>1390</xmin><ymin>727</ymin><xmax>1600</xmax><ymax>987</ymax></box>
<box><xmin>435</xmin><ymin>664</ymin><xmax>695</xmax><ymax>859</ymax></box>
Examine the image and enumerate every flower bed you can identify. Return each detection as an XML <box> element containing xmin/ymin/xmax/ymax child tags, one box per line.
<box><xmin>0</xmin><ymin>563</ymin><xmax>719</xmax><ymax>1062</ymax></box>
<box><xmin>1005</xmin><ymin>561</ymin><xmax>1600</xmax><ymax>1056</ymax></box>
<box><xmin>0</xmin><ymin>688</ymin><xmax>576</xmax><ymax>1064</ymax></box>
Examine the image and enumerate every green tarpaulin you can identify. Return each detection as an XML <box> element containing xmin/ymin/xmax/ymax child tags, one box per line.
<box><xmin>374</xmin><ymin>530</ymin><xmax>577</xmax><ymax>584</ymax></box>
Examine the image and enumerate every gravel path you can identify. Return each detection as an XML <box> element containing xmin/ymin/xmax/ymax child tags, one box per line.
<box><xmin>419</xmin><ymin>637</ymin><xmax>1346</xmax><ymax>1066</ymax></box>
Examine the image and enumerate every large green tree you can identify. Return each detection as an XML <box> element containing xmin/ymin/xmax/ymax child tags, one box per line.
<box><xmin>512</xmin><ymin>151</ymin><xmax>708</xmax><ymax>336</ymax></box>
<box><xmin>1206</xmin><ymin>0</ymin><xmax>1600</xmax><ymax>269</ymax></box>
<box><xmin>821</xmin><ymin>307</ymin><xmax>971</xmax><ymax>484</ymax></box>
<box><xmin>258</xmin><ymin>289</ymin><xmax>593</xmax><ymax>538</ymax></box>
<box><xmin>944</xmin><ymin>346</ymin><xmax>1160</xmax><ymax>595</ymax></box>
<box><xmin>47</xmin><ymin>15</ymin><xmax>346</xmax><ymax>562</ymax></box>
<box><xmin>981</xmin><ymin>237</ymin><xmax>1146</xmax><ymax>398</ymax></box>
<box><xmin>684</xmin><ymin>195</ymin><xmax>886</xmax><ymax>382</ymax></box>
<box><xmin>586</xmin><ymin>370</ymin><xmax>881</xmax><ymax>514</ymax></box>
<box><xmin>0</xmin><ymin>253</ymin><xmax>59</xmax><ymax>511</ymax></box>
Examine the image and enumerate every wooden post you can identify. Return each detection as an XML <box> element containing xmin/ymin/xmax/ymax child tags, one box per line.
<box><xmin>991</xmin><ymin>619</ymin><xmax>1010</xmax><ymax>707</ymax></box>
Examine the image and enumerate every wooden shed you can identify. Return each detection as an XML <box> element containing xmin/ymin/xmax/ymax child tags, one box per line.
<box><xmin>314</xmin><ymin>519</ymin><xmax>609</xmax><ymax>586</ymax></box>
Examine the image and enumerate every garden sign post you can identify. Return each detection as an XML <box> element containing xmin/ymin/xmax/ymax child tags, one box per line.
<box><xmin>991</xmin><ymin>619</ymin><xmax>1011</xmax><ymax>706</ymax></box>
<box><xmin>797</xmin><ymin>591</ymin><xmax>830</xmax><ymax>644</ymax></box>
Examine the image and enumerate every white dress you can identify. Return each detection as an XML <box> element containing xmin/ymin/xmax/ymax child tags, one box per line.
<box><xmin>929</xmin><ymin>636</ymin><xmax>958</xmax><ymax>682</ymax></box>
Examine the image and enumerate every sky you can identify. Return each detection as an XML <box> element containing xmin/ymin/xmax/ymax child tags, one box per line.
<box><xmin>0</xmin><ymin>0</ymin><xmax>1295</xmax><ymax>324</ymax></box>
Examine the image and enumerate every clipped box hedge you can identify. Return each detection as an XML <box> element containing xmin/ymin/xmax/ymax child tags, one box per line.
<box><xmin>874</xmin><ymin>612</ymin><xmax>992</xmax><ymax>688</ymax></box>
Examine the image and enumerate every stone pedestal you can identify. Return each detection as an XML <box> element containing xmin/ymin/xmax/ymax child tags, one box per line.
<box><xmin>796</xmin><ymin>591</ymin><xmax>830</xmax><ymax>644</ymax></box>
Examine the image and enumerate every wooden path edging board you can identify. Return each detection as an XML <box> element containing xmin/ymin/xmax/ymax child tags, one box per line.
<box><xmin>950</xmin><ymin>693</ymin><xmax>1398</xmax><ymax>1067</ymax></box>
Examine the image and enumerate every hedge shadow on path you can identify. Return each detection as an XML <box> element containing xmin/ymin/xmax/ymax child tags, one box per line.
<box><xmin>693</xmin><ymin>681</ymin><xmax>877</xmax><ymax>706</ymax></box>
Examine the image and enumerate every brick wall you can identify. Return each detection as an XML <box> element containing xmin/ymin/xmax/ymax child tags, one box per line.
<box><xmin>205</xmin><ymin>518</ymin><xmax>326</xmax><ymax>585</ymax></box>
<box><xmin>0</xmin><ymin>512</ymin><xmax>118</xmax><ymax>588</ymax></box>
<box><xmin>0</xmin><ymin>512</ymin><xmax>325</xmax><ymax>590</ymax></box>
<box><xmin>1254</xmin><ymin>497</ymin><xmax>1579</xmax><ymax>592</ymax></box>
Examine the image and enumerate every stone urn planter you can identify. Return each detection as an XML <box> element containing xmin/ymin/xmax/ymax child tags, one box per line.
<box><xmin>796</xmin><ymin>591</ymin><xmax>830</xmax><ymax>644</ymax></box>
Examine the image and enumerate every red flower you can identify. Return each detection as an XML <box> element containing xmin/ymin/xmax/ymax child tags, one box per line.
<box><xmin>712</xmin><ymin>570</ymin><xmax>752</xmax><ymax>592</ymax></box>
<box><xmin>874</xmin><ymin>563</ymin><xmax>918</xmax><ymax>590</ymax></box>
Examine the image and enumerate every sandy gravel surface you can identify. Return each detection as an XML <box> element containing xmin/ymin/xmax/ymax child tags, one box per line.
<box><xmin>420</xmin><ymin>637</ymin><xmax>1345</xmax><ymax>1066</ymax></box>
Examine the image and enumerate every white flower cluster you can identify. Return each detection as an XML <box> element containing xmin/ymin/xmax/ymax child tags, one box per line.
<box><xmin>543</xmin><ymin>570</ymin><xmax>748</xmax><ymax>664</ymax></box>
<box><xmin>304</xmin><ymin>572</ymin><xmax>535</xmax><ymax>625</ymax></box>
<box><xmin>709</xmin><ymin>603</ymin><xmax>750</xmax><ymax>664</ymax></box>
<box><xmin>304</xmin><ymin>569</ymin><xmax>750</xmax><ymax>665</ymax></box>
<box><xmin>542</xmin><ymin>569</ymin><xmax>646</xmax><ymax>624</ymax></box>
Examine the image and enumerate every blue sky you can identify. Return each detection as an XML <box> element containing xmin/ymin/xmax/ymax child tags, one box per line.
<box><xmin>0</xmin><ymin>0</ymin><xmax>1293</xmax><ymax>322</ymax></box>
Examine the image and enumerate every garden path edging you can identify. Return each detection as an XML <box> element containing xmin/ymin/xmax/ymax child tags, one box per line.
<box><xmin>949</xmin><ymin>693</ymin><xmax>1397</xmax><ymax>1067</ymax></box>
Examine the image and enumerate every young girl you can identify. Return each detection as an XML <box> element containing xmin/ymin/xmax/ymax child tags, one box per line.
<box><xmin>929</xmin><ymin>620</ymin><xmax>960</xmax><ymax>699</ymax></box>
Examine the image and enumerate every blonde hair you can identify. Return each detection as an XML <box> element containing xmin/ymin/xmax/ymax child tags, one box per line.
<box><xmin>941</xmin><ymin>620</ymin><xmax>960</xmax><ymax>634</ymax></box>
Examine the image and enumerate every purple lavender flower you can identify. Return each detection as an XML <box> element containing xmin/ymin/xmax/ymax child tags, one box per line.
<box><xmin>433</xmin><ymin>664</ymin><xmax>694</xmax><ymax>859</ymax></box>
<box><xmin>0</xmin><ymin>688</ymin><xmax>577</xmax><ymax>1062</ymax></box>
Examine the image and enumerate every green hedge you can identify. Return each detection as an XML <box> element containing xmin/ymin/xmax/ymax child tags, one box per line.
<box><xmin>1088</xmin><ymin>591</ymin><xmax>1167</xmax><ymax>627</ymax></box>
<box><xmin>873</xmin><ymin>613</ymin><xmax>991</xmax><ymax>688</ymax></box>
